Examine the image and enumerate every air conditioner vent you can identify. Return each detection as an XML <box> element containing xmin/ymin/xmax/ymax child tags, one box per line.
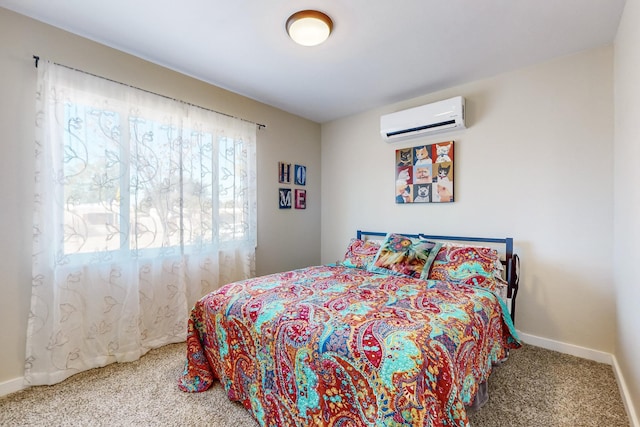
<box><xmin>380</xmin><ymin>97</ymin><xmax>465</xmax><ymax>142</ymax></box>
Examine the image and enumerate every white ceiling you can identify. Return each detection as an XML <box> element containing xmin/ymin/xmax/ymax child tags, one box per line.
<box><xmin>0</xmin><ymin>0</ymin><xmax>627</xmax><ymax>123</ymax></box>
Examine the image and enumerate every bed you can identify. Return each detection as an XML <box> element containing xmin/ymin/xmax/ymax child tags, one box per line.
<box><xmin>179</xmin><ymin>231</ymin><xmax>521</xmax><ymax>426</ymax></box>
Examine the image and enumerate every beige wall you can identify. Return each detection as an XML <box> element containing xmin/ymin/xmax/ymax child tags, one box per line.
<box><xmin>614</xmin><ymin>0</ymin><xmax>640</xmax><ymax>416</ymax></box>
<box><xmin>0</xmin><ymin>8</ymin><xmax>321</xmax><ymax>387</ymax></box>
<box><xmin>321</xmin><ymin>47</ymin><xmax>615</xmax><ymax>353</ymax></box>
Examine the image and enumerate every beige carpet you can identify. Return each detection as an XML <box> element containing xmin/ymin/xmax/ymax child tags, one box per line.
<box><xmin>0</xmin><ymin>343</ymin><xmax>630</xmax><ymax>426</ymax></box>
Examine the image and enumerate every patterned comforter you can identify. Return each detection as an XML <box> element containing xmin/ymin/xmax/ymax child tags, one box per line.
<box><xmin>179</xmin><ymin>264</ymin><xmax>520</xmax><ymax>426</ymax></box>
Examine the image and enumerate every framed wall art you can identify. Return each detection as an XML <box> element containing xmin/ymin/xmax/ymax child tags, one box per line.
<box><xmin>278</xmin><ymin>162</ymin><xmax>292</xmax><ymax>184</ymax></box>
<box><xmin>395</xmin><ymin>141</ymin><xmax>454</xmax><ymax>204</ymax></box>
<box><xmin>279</xmin><ymin>188</ymin><xmax>292</xmax><ymax>209</ymax></box>
<box><xmin>295</xmin><ymin>189</ymin><xmax>306</xmax><ymax>209</ymax></box>
<box><xmin>294</xmin><ymin>164</ymin><xmax>307</xmax><ymax>186</ymax></box>
<box><xmin>278</xmin><ymin>162</ymin><xmax>308</xmax><ymax>210</ymax></box>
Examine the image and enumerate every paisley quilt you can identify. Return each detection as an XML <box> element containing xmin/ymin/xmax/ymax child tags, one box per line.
<box><xmin>179</xmin><ymin>265</ymin><xmax>520</xmax><ymax>426</ymax></box>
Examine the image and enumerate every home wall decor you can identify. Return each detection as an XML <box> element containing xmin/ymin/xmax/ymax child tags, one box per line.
<box><xmin>294</xmin><ymin>164</ymin><xmax>307</xmax><ymax>186</ymax></box>
<box><xmin>278</xmin><ymin>162</ymin><xmax>292</xmax><ymax>184</ymax></box>
<box><xmin>279</xmin><ymin>162</ymin><xmax>307</xmax><ymax>209</ymax></box>
<box><xmin>279</xmin><ymin>188</ymin><xmax>292</xmax><ymax>209</ymax></box>
<box><xmin>295</xmin><ymin>189</ymin><xmax>306</xmax><ymax>209</ymax></box>
<box><xmin>395</xmin><ymin>141</ymin><xmax>454</xmax><ymax>203</ymax></box>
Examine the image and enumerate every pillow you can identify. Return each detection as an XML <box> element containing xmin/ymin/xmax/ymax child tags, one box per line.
<box><xmin>341</xmin><ymin>238</ymin><xmax>381</xmax><ymax>269</ymax></box>
<box><xmin>427</xmin><ymin>243</ymin><xmax>505</xmax><ymax>292</ymax></box>
<box><xmin>368</xmin><ymin>233</ymin><xmax>442</xmax><ymax>279</ymax></box>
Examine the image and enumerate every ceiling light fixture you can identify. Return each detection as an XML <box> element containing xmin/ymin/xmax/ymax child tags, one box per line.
<box><xmin>286</xmin><ymin>10</ymin><xmax>333</xmax><ymax>47</ymax></box>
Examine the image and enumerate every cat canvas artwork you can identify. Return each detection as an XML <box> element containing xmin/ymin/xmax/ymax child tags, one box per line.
<box><xmin>435</xmin><ymin>142</ymin><xmax>452</xmax><ymax>163</ymax></box>
<box><xmin>414</xmin><ymin>165</ymin><xmax>432</xmax><ymax>184</ymax></box>
<box><xmin>413</xmin><ymin>145</ymin><xmax>432</xmax><ymax>165</ymax></box>
<box><xmin>413</xmin><ymin>184</ymin><xmax>431</xmax><ymax>203</ymax></box>
<box><xmin>437</xmin><ymin>164</ymin><xmax>451</xmax><ymax>181</ymax></box>
<box><xmin>395</xmin><ymin>141</ymin><xmax>453</xmax><ymax>203</ymax></box>
<box><xmin>395</xmin><ymin>166</ymin><xmax>413</xmax><ymax>186</ymax></box>
<box><xmin>396</xmin><ymin>148</ymin><xmax>412</xmax><ymax>167</ymax></box>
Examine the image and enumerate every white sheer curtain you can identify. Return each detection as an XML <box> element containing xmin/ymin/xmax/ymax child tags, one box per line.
<box><xmin>27</xmin><ymin>61</ymin><xmax>257</xmax><ymax>386</ymax></box>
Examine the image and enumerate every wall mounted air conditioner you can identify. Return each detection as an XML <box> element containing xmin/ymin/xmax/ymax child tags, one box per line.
<box><xmin>380</xmin><ymin>96</ymin><xmax>466</xmax><ymax>142</ymax></box>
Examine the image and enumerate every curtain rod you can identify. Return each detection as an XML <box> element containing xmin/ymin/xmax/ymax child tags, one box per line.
<box><xmin>32</xmin><ymin>55</ymin><xmax>266</xmax><ymax>130</ymax></box>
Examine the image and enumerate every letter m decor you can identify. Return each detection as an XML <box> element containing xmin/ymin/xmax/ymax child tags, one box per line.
<box><xmin>279</xmin><ymin>188</ymin><xmax>292</xmax><ymax>209</ymax></box>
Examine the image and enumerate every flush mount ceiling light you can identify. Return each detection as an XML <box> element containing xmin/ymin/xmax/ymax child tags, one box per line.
<box><xmin>286</xmin><ymin>10</ymin><xmax>333</xmax><ymax>46</ymax></box>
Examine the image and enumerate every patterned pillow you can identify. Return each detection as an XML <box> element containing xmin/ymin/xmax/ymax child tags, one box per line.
<box><xmin>341</xmin><ymin>238</ymin><xmax>381</xmax><ymax>269</ymax></box>
<box><xmin>368</xmin><ymin>233</ymin><xmax>442</xmax><ymax>279</ymax></box>
<box><xmin>427</xmin><ymin>244</ymin><xmax>504</xmax><ymax>291</ymax></box>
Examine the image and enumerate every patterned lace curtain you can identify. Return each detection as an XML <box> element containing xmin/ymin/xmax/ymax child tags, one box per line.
<box><xmin>27</xmin><ymin>61</ymin><xmax>257</xmax><ymax>386</ymax></box>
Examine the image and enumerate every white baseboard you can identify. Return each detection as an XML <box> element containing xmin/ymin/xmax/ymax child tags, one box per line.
<box><xmin>612</xmin><ymin>355</ymin><xmax>640</xmax><ymax>427</ymax></box>
<box><xmin>517</xmin><ymin>331</ymin><xmax>638</xmax><ymax>426</ymax></box>
<box><xmin>0</xmin><ymin>377</ymin><xmax>25</xmax><ymax>398</ymax></box>
<box><xmin>516</xmin><ymin>330</ymin><xmax>613</xmax><ymax>364</ymax></box>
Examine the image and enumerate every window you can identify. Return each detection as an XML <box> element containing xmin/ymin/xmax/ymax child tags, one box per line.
<box><xmin>57</xmin><ymin>89</ymin><xmax>256</xmax><ymax>260</ymax></box>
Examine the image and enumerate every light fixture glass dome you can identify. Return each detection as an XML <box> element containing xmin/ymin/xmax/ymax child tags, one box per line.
<box><xmin>286</xmin><ymin>10</ymin><xmax>333</xmax><ymax>46</ymax></box>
